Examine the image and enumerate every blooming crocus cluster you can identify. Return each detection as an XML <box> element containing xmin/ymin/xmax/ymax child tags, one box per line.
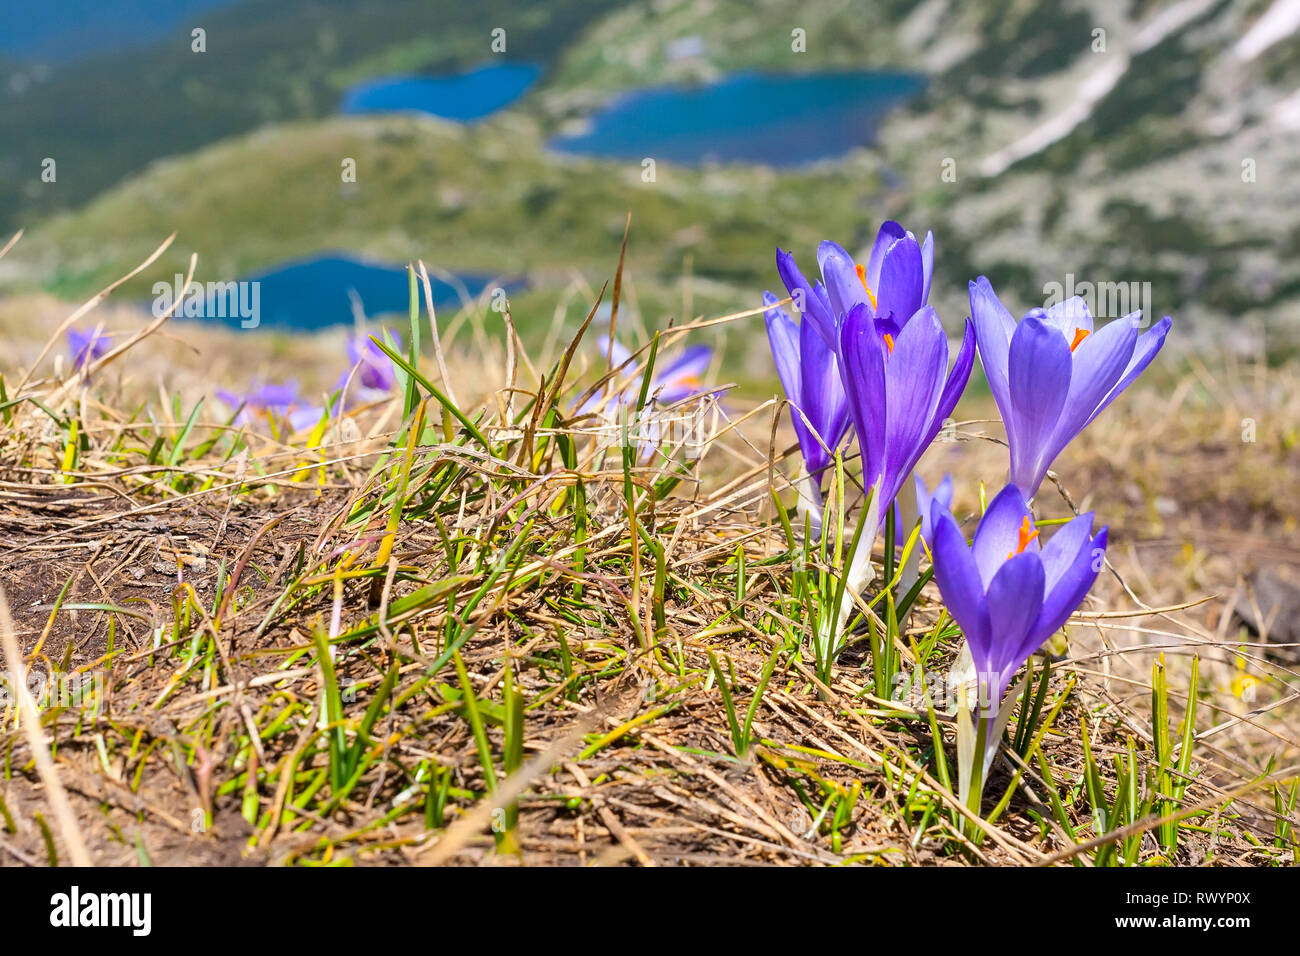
<box><xmin>970</xmin><ymin>277</ymin><xmax>1172</xmax><ymax>498</ymax></box>
<box><xmin>768</xmin><ymin>221</ymin><xmax>970</xmax><ymax>546</ymax></box>
<box><xmin>765</xmin><ymin>222</ymin><xmax>1171</xmax><ymax>778</ymax></box>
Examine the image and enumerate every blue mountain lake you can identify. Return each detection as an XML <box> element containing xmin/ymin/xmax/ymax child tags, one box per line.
<box><xmin>173</xmin><ymin>256</ymin><xmax>516</xmax><ymax>330</ymax></box>
<box><xmin>340</xmin><ymin>62</ymin><xmax>542</xmax><ymax>122</ymax></box>
<box><xmin>548</xmin><ymin>70</ymin><xmax>924</xmax><ymax>165</ymax></box>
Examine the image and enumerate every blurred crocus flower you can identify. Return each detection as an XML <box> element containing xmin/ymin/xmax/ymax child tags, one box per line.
<box><xmin>930</xmin><ymin>483</ymin><xmax>1107</xmax><ymax>712</ymax></box>
<box><xmin>776</xmin><ymin>220</ymin><xmax>933</xmax><ymax>350</ymax></box>
<box><xmin>839</xmin><ymin>304</ymin><xmax>974</xmax><ymax>527</ymax></box>
<box><xmin>577</xmin><ymin>337</ymin><xmax>716</xmax><ymax>462</ymax></box>
<box><xmin>970</xmin><ymin>277</ymin><xmax>1172</xmax><ymax>499</ymax></box>
<box><xmin>651</xmin><ymin>345</ymin><xmax>714</xmax><ymax>405</ymax></box>
<box><xmin>336</xmin><ymin>331</ymin><xmax>401</xmax><ymax>409</ymax></box>
<box><xmin>67</xmin><ymin>326</ymin><xmax>109</xmax><ymax>370</ymax></box>
<box><xmin>578</xmin><ymin>338</ymin><xmax>715</xmax><ymax>414</ymax></box>
<box><xmin>217</xmin><ymin>382</ymin><xmax>321</xmax><ymax>432</ymax></box>
<box><xmin>764</xmin><ymin>290</ymin><xmax>851</xmax><ymax>527</ymax></box>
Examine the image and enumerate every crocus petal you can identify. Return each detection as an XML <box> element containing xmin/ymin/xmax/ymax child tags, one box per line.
<box><xmin>838</xmin><ymin>302</ymin><xmax>888</xmax><ymax>485</ymax></box>
<box><xmin>768</xmin><ymin>293</ymin><xmax>850</xmax><ymax>479</ymax></box>
<box><xmin>930</xmin><ymin>505</ymin><xmax>992</xmax><ymax>658</ymax></box>
<box><xmin>879</xmin><ymin>306</ymin><xmax>948</xmax><ymax>505</ymax></box>
<box><xmin>1038</xmin><ymin>512</ymin><xmax>1095</xmax><ymax>590</ymax></box>
<box><xmin>969</xmin><ymin>276</ymin><xmax>1017</xmax><ymax>416</ymax></box>
<box><xmin>1032</xmin><ymin>526</ymin><xmax>1107</xmax><ymax>656</ymax></box>
<box><xmin>655</xmin><ymin>345</ymin><xmax>713</xmax><ymax>404</ymax></box>
<box><xmin>777</xmin><ymin>248</ymin><xmax>836</xmax><ymax>348</ymax></box>
<box><xmin>1005</xmin><ymin>316</ymin><xmax>1072</xmax><ymax>496</ymax></box>
<box><xmin>1021</xmin><ymin>313</ymin><xmax>1139</xmax><ymax>495</ymax></box>
<box><xmin>874</xmin><ymin>314</ymin><xmax>902</xmax><ymax>342</ymax></box>
<box><xmin>611</xmin><ymin>338</ymin><xmax>633</xmax><ymax>370</ymax></box>
<box><xmin>67</xmin><ymin>327</ymin><xmax>109</xmax><ymax>370</ymax></box>
<box><xmin>972</xmin><ymin>484</ymin><xmax>1036</xmax><ymax>587</ymax></box>
<box><xmin>919</xmin><ymin>231</ymin><xmax>934</xmax><ymax>304</ymax></box>
<box><xmin>874</xmin><ymin>232</ymin><xmax>924</xmax><ymax>327</ymax></box>
<box><xmin>1042</xmin><ymin>296</ymin><xmax>1094</xmax><ymax>337</ymax></box>
<box><xmin>1082</xmin><ymin>315</ymin><xmax>1171</xmax><ymax>430</ymax></box>
<box><xmin>346</xmin><ymin>332</ymin><xmax>401</xmax><ymax>392</ymax></box>
<box><xmin>764</xmin><ymin>292</ymin><xmax>802</xmax><ymax>403</ymax></box>
<box><xmin>288</xmin><ymin>404</ymin><xmax>325</xmax><ymax>432</ymax></box>
<box><xmin>985</xmin><ymin>553</ymin><xmax>1046</xmax><ymax>696</ymax></box>
<box><xmin>249</xmin><ymin>383</ymin><xmax>300</xmax><ymax>408</ymax></box>
<box><xmin>935</xmin><ymin>317</ymin><xmax>976</xmax><ymax>427</ymax></box>
<box><xmin>863</xmin><ymin>220</ymin><xmax>907</xmax><ymax>294</ymax></box>
<box><xmin>799</xmin><ymin>308</ymin><xmax>850</xmax><ymax>473</ymax></box>
<box><xmin>911</xmin><ymin>472</ymin><xmax>952</xmax><ymax>544</ymax></box>
<box><xmin>817</xmin><ymin>240</ymin><xmax>870</xmax><ymax>320</ymax></box>
<box><xmin>812</xmin><ymin>281</ymin><xmax>834</xmax><ymax>322</ymax></box>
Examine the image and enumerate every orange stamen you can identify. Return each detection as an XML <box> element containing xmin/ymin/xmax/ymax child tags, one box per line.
<box><xmin>1005</xmin><ymin>515</ymin><xmax>1041</xmax><ymax>560</ymax></box>
<box><xmin>1069</xmin><ymin>327</ymin><xmax>1090</xmax><ymax>352</ymax></box>
<box><xmin>883</xmin><ymin>333</ymin><xmax>895</xmax><ymax>354</ymax></box>
<box><xmin>854</xmin><ymin>263</ymin><xmax>878</xmax><ymax>309</ymax></box>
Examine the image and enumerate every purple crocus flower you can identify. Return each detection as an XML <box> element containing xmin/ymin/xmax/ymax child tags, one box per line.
<box><xmin>578</xmin><ymin>338</ymin><xmax>715</xmax><ymax>414</ymax></box>
<box><xmin>970</xmin><ymin>277</ymin><xmax>1172</xmax><ymax>499</ymax></box>
<box><xmin>344</xmin><ymin>332</ymin><xmax>400</xmax><ymax>393</ymax></box>
<box><xmin>576</xmin><ymin>338</ymin><xmax>716</xmax><ymax>462</ymax></box>
<box><xmin>776</xmin><ymin>220</ymin><xmax>933</xmax><ymax>350</ymax></box>
<box><xmin>763</xmin><ymin>291</ymin><xmax>851</xmax><ymax>483</ymax></box>
<box><xmin>217</xmin><ymin>382</ymin><xmax>321</xmax><ymax>432</ymax></box>
<box><xmin>653</xmin><ymin>345</ymin><xmax>714</xmax><ymax>405</ymax></box>
<box><xmin>839</xmin><ymin>304</ymin><xmax>975</xmax><ymax>527</ymax></box>
<box><xmin>217</xmin><ymin>382</ymin><xmax>300</xmax><ymax>413</ymax></box>
<box><xmin>67</xmin><ymin>327</ymin><xmax>109</xmax><ymax>370</ymax></box>
<box><xmin>930</xmin><ymin>483</ymin><xmax>1107</xmax><ymax>710</ymax></box>
<box><xmin>335</xmin><ymin>332</ymin><xmax>401</xmax><ymax>410</ymax></box>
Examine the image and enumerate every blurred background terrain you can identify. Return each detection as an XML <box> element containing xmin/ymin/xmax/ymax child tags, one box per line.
<box><xmin>1</xmin><ymin>0</ymin><xmax>1298</xmax><ymax>369</ymax></box>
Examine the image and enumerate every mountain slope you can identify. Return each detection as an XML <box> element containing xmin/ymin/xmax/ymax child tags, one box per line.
<box><xmin>0</xmin><ymin>0</ymin><xmax>627</xmax><ymax>232</ymax></box>
<box><xmin>3</xmin><ymin>112</ymin><xmax>884</xmax><ymax>313</ymax></box>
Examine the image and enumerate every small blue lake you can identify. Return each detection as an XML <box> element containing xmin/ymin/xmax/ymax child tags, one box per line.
<box><xmin>548</xmin><ymin>70</ymin><xmax>924</xmax><ymax>165</ymax></box>
<box><xmin>182</xmin><ymin>256</ymin><xmax>515</xmax><ymax>330</ymax></box>
<box><xmin>340</xmin><ymin>62</ymin><xmax>541</xmax><ymax>122</ymax></box>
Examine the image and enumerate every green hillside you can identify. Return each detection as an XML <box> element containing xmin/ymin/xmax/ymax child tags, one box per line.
<box><xmin>7</xmin><ymin>113</ymin><xmax>885</xmax><ymax>325</ymax></box>
<box><xmin>0</xmin><ymin>0</ymin><xmax>624</xmax><ymax>231</ymax></box>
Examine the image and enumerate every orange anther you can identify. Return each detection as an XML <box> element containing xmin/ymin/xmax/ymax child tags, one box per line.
<box><xmin>1006</xmin><ymin>515</ymin><xmax>1041</xmax><ymax>559</ymax></box>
